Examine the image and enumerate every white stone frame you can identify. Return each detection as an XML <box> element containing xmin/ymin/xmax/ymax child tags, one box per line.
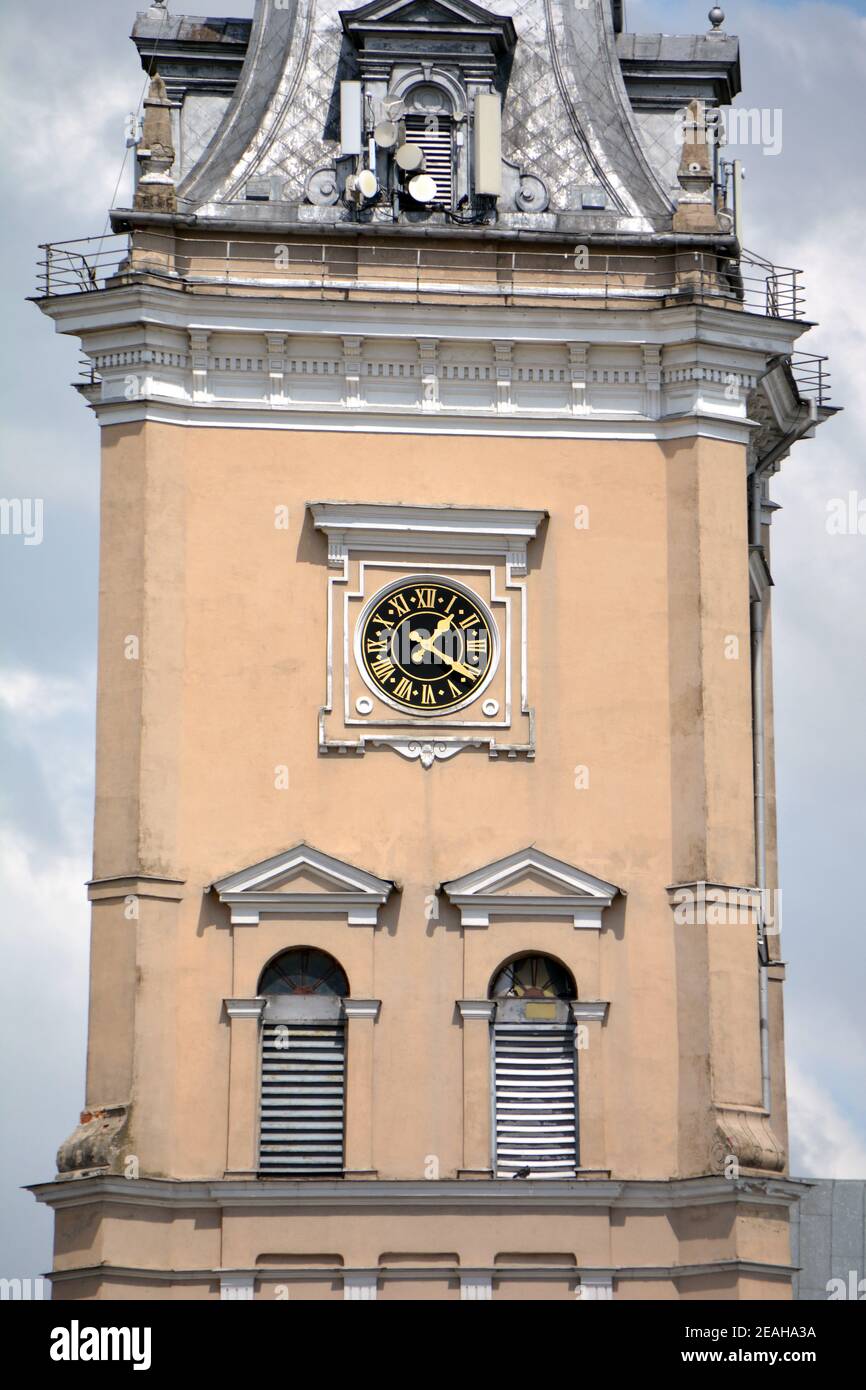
<box><xmin>310</xmin><ymin>501</ymin><xmax>544</xmax><ymax>766</ymax></box>
<box><xmin>442</xmin><ymin>846</ymin><xmax>621</xmax><ymax>929</ymax></box>
<box><xmin>210</xmin><ymin>842</ymin><xmax>395</xmax><ymax>926</ymax></box>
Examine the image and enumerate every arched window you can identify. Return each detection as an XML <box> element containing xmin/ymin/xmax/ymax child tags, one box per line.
<box><xmin>491</xmin><ymin>953</ymin><xmax>576</xmax><ymax>1000</ymax></box>
<box><xmin>257</xmin><ymin>948</ymin><xmax>348</xmax><ymax>1177</ymax></box>
<box><xmin>489</xmin><ymin>954</ymin><xmax>579</xmax><ymax>1179</ymax></box>
<box><xmin>258</xmin><ymin>947</ymin><xmax>349</xmax><ymax>998</ymax></box>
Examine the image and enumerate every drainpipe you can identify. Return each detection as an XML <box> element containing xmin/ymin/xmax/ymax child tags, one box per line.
<box><xmin>750</xmin><ymin>399</ymin><xmax>817</xmax><ymax>1112</ymax></box>
<box><xmin>749</xmin><ymin>464</ymin><xmax>771</xmax><ymax>1111</ymax></box>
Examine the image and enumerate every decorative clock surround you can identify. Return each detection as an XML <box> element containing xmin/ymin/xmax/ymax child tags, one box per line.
<box><xmin>310</xmin><ymin>501</ymin><xmax>545</xmax><ymax>765</ymax></box>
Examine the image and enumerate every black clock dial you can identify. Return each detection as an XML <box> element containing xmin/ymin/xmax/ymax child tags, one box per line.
<box><xmin>358</xmin><ymin>578</ymin><xmax>495</xmax><ymax>714</ymax></box>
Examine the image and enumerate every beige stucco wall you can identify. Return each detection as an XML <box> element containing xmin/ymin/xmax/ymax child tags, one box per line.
<box><xmin>49</xmin><ymin>1186</ymin><xmax>794</xmax><ymax>1300</ymax></box>
<box><xmin>53</xmin><ymin>416</ymin><xmax>791</xmax><ymax>1297</ymax></box>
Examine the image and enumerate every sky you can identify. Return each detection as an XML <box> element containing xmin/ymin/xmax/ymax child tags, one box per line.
<box><xmin>0</xmin><ymin>0</ymin><xmax>864</xmax><ymax>1285</ymax></box>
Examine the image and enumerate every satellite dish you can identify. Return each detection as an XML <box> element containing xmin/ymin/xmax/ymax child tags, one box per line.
<box><xmin>395</xmin><ymin>143</ymin><xmax>425</xmax><ymax>173</ymax></box>
<box><xmin>408</xmin><ymin>173</ymin><xmax>437</xmax><ymax>204</ymax></box>
<box><xmin>374</xmin><ymin>120</ymin><xmax>398</xmax><ymax>149</ymax></box>
<box><xmin>347</xmin><ymin>169</ymin><xmax>379</xmax><ymax>201</ymax></box>
<box><xmin>356</xmin><ymin>168</ymin><xmax>379</xmax><ymax>199</ymax></box>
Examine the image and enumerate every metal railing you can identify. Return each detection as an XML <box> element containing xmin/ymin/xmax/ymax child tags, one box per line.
<box><xmin>36</xmin><ymin>230</ymin><xmax>807</xmax><ymax>321</ymax></box>
<box><xmin>787</xmin><ymin>352</ymin><xmax>832</xmax><ymax>407</ymax></box>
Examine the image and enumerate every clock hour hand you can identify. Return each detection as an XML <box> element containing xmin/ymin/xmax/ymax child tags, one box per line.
<box><xmin>409</xmin><ymin>615</ymin><xmax>453</xmax><ymax>664</ymax></box>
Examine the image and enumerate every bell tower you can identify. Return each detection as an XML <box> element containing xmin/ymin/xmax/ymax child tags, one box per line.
<box><xmin>32</xmin><ymin>0</ymin><xmax>835</xmax><ymax>1300</ymax></box>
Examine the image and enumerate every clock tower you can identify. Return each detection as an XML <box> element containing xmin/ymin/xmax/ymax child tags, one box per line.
<box><xmin>32</xmin><ymin>0</ymin><xmax>835</xmax><ymax>1300</ymax></box>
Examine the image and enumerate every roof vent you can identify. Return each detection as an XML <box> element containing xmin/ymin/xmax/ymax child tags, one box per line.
<box><xmin>245</xmin><ymin>178</ymin><xmax>271</xmax><ymax>203</ymax></box>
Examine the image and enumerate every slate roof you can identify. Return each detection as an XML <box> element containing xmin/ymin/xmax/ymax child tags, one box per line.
<box><xmin>130</xmin><ymin>0</ymin><xmax>739</xmax><ymax>239</ymax></box>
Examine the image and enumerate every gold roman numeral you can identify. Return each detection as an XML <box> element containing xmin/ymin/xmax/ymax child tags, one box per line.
<box><xmin>371</xmin><ymin>657</ymin><xmax>395</xmax><ymax>681</ymax></box>
<box><xmin>447</xmin><ymin>679</ymin><xmax>462</xmax><ymax>698</ymax></box>
<box><xmin>390</xmin><ymin>592</ymin><xmax>410</xmax><ymax>616</ymax></box>
<box><xmin>366</xmin><ymin>637</ymin><xmax>388</xmax><ymax>655</ymax></box>
<box><xmin>459</xmin><ymin>612</ymin><xmax>480</xmax><ymax>630</ymax></box>
<box><xmin>421</xmin><ymin>685</ymin><xmax>437</xmax><ymax>706</ymax></box>
<box><xmin>414</xmin><ymin>586</ymin><xmax>438</xmax><ymax>609</ymax></box>
<box><xmin>393</xmin><ymin>676</ymin><xmax>414</xmax><ymax>700</ymax></box>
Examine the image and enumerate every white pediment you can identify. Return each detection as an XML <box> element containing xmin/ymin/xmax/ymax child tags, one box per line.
<box><xmin>441</xmin><ymin>847</ymin><xmax>621</xmax><ymax>928</ymax></box>
<box><xmin>342</xmin><ymin>0</ymin><xmax>515</xmax><ymax>35</ymax></box>
<box><xmin>309</xmin><ymin>500</ymin><xmax>546</xmax><ymax>574</ymax></box>
<box><xmin>210</xmin><ymin>843</ymin><xmax>395</xmax><ymax>926</ymax></box>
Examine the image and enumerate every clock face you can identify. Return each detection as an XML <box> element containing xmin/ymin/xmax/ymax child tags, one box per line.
<box><xmin>356</xmin><ymin>576</ymin><xmax>498</xmax><ymax>716</ymax></box>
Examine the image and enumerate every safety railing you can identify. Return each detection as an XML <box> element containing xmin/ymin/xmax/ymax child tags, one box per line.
<box><xmin>36</xmin><ymin>230</ymin><xmax>807</xmax><ymax>322</ymax></box>
<box><xmin>787</xmin><ymin>352</ymin><xmax>832</xmax><ymax>408</ymax></box>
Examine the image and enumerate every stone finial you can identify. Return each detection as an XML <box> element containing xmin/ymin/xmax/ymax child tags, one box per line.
<box><xmin>672</xmin><ymin>98</ymin><xmax>720</xmax><ymax>233</ymax></box>
<box><xmin>134</xmin><ymin>71</ymin><xmax>176</xmax><ymax>212</ymax></box>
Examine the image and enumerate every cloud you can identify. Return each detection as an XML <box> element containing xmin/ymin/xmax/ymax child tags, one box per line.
<box><xmin>0</xmin><ymin>825</ymin><xmax>90</xmax><ymax>1283</ymax></box>
<box><xmin>0</xmin><ymin>668</ymin><xmax>91</xmax><ymax>721</ymax></box>
<box><xmin>0</xmin><ymin>665</ymin><xmax>95</xmax><ymax>861</ymax></box>
<box><xmin>0</xmin><ymin>35</ymin><xmax>136</xmax><ymax>226</ymax></box>
<box><xmin>788</xmin><ymin>1062</ymin><xmax>866</xmax><ymax>1178</ymax></box>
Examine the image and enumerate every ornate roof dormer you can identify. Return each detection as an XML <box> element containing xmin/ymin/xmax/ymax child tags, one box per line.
<box><xmin>340</xmin><ymin>0</ymin><xmax>517</xmax><ymax>84</ymax></box>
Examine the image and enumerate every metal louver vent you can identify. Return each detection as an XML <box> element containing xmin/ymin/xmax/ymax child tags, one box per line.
<box><xmin>493</xmin><ymin>1022</ymin><xmax>578</xmax><ymax>1178</ymax></box>
<box><xmin>404</xmin><ymin>115</ymin><xmax>453</xmax><ymax>205</ymax></box>
<box><xmin>259</xmin><ymin>1020</ymin><xmax>346</xmax><ymax>1174</ymax></box>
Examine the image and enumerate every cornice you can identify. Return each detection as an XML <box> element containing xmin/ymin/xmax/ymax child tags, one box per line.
<box><xmin>38</xmin><ymin>282</ymin><xmax>811</xmax><ymax>354</ymax></box>
<box><xmin>39</xmin><ymin>276</ymin><xmax>824</xmax><ymax>455</ymax></box>
<box><xmin>40</xmin><ymin>284</ymin><xmax>810</xmax><ymax>442</ymax></box>
<box><xmin>29</xmin><ymin>1174</ymin><xmax>811</xmax><ymax>1212</ymax></box>
<box><xmin>87</xmin><ymin>874</ymin><xmax>186</xmax><ymax>903</ymax></box>
<box><xmin>310</xmin><ymin>501</ymin><xmax>545</xmax><ymax>570</ymax></box>
<box><xmin>47</xmin><ymin>1257</ymin><xmax>795</xmax><ymax>1285</ymax></box>
<box><xmin>81</xmin><ymin>401</ymin><xmax>760</xmax><ymax>446</ymax></box>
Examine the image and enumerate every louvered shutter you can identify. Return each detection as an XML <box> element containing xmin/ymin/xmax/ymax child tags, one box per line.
<box><xmin>493</xmin><ymin>1020</ymin><xmax>578</xmax><ymax>1178</ymax></box>
<box><xmin>259</xmin><ymin>1020</ymin><xmax>346</xmax><ymax>1174</ymax></box>
<box><xmin>404</xmin><ymin>115</ymin><xmax>453</xmax><ymax>205</ymax></box>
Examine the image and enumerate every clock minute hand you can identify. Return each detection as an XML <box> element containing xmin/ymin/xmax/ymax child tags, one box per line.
<box><xmin>435</xmin><ymin>648</ymin><xmax>478</xmax><ymax>682</ymax></box>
